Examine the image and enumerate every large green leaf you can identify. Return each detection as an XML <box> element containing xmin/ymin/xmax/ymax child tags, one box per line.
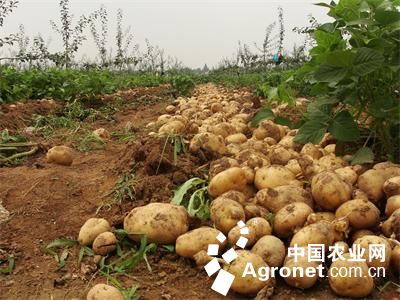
<box><xmin>328</xmin><ymin>111</ymin><xmax>360</xmax><ymax>141</ymax></box>
<box><xmin>251</xmin><ymin>108</ymin><xmax>275</xmax><ymax>128</ymax></box>
<box><xmin>171</xmin><ymin>177</ymin><xmax>205</xmax><ymax>205</ymax></box>
<box><xmin>353</xmin><ymin>47</ymin><xmax>385</xmax><ymax>75</ymax></box>
<box><xmin>294</xmin><ymin>120</ymin><xmax>328</xmax><ymax>144</ymax></box>
<box><xmin>314</xmin><ymin>64</ymin><xmax>349</xmax><ymax>82</ymax></box>
<box><xmin>335</xmin><ymin>0</ymin><xmax>362</xmax><ymax>21</ymax></box>
<box><xmin>351</xmin><ymin>147</ymin><xmax>375</xmax><ymax>165</ymax></box>
<box><xmin>375</xmin><ymin>8</ymin><xmax>400</xmax><ymax>24</ymax></box>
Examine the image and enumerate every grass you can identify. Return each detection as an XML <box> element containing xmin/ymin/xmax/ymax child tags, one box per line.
<box><xmin>75</xmin><ymin>132</ymin><xmax>106</xmax><ymax>152</ymax></box>
<box><xmin>112</xmin><ymin>122</ymin><xmax>136</xmax><ymax>142</ymax></box>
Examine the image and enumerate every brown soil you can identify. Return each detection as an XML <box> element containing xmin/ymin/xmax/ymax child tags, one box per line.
<box><xmin>0</xmin><ymin>85</ymin><xmax>398</xmax><ymax>300</ymax></box>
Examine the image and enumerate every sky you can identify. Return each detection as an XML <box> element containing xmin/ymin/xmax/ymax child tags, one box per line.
<box><xmin>1</xmin><ymin>0</ymin><xmax>332</xmax><ymax>68</ymax></box>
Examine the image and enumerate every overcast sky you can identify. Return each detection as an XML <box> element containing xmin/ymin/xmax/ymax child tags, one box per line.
<box><xmin>2</xmin><ymin>0</ymin><xmax>331</xmax><ymax>68</ymax></box>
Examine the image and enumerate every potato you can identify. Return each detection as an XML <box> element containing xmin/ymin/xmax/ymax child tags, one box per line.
<box><xmin>385</xmin><ymin>195</ymin><xmax>400</xmax><ymax>216</ymax></box>
<box><xmin>351</xmin><ymin>229</ymin><xmax>375</xmax><ymax>243</ymax></box>
<box><xmin>226</xmin><ymin>133</ymin><xmax>247</xmax><ymax>144</ymax></box>
<box><xmin>210</xmin><ymin>197</ymin><xmax>245</xmax><ymax>234</ymax></box>
<box><xmin>278</xmin><ymin>135</ymin><xmax>302</xmax><ymax>152</ymax></box>
<box><xmin>92</xmin><ymin>232</ymin><xmax>117</xmax><ymax>256</ymax></box>
<box><xmin>290</xmin><ymin>221</ymin><xmax>335</xmax><ymax>249</ymax></box>
<box><xmin>244</xmin><ymin>204</ymin><xmax>268</xmax><ymax>220</ymax></box>
<box><xmin>175</xmin><ymin>227</ymin><xmax>227</xmax><ymax>258</ymax></box>
<box><xmin>311</xmin><ymin>171</ymin><xmax>352</xmax><ymax>211</ymax></box>
<box><xmin>223</xmin><ymin>250</ymin><xmax>272</xmax><ymax>295</ymax></box>
<box><xmin>269</xmin><ymin>145</ymin><xmax>292</xmax><ymax>165</ymax></box>
<box><xmin>335</xmin><ymin>166</ymin><xmax>358</xmax><ymax>185</ymax></box>
<box><xmin>242</xmin><ymin>166</ymin><xmax>255</xmax><ymax>184</ymax></box>
<box><xmin>382</xmin><ymin>208</ymin><xmax>400</xmax><ymax>239</ymax></box>
<box><xmin>285</xmin><ymin>159</ymin><xmax>302</xmax><ymax>177</ymax></box>
<box><xmin>210</xmin><ymin>122</ymin><xmax>236</xmax><ymax>138</ymax></box>
<box><xmin>305</xmin><ymin>212</ymin><xmax>335</xmax><ymax>226</ymax></box>
<box><xmin>228</xmin><ymin>225</ymin><xmax>257</xmax><ymax>247</ymax></box>
<box><xmin>383</xmin><ymin>176</ymin><xmax>400</xmax><ymax>197</ymax></box>
<box><xmin>92</xmin><ymin>128</ymin><xmax>111</xmax><ymax>139</ymax></box>
<box><xmin>123</xmin><ymin>203</ymin><xmax>188</xmax><ymax>244</ymax></box>
<box><xmin>328</xmin><ymin>254</ymin><xmax>374</xmax><ymax>298</ymax></box>
<box><xmin>273</xmin><ymin>203</ymin><xmax>313</xmax><ymax>238</ymax></box>
<box><xmin>318</xmin><ymin>154</ymin><xmax>348</xmax><ymax>171</ymax></box>
<box><xmin>335</xmin><ymin>199</ymin><xmax>380</xmax><ymax>230</ymax></box>
<box><xmin>189</xmin><ymin>132</ymin><xmax>226</xmax><ymax>156</ymax></box>
<box><xmin>352</xmin><ymin>189</ymin><xmax>369</xmax><ymax>201</ymax></box>
<box><xmin>86</xmin><ymin>284</ymin><xmax>124</xmax><ymax>300</ymax></box>
<box><xmin>211</xmin><ymin>102</ymin><xmax>223</xmax><ymax>113</ymax></box>
<box><xmin>258</xmin><ymin>120</ymin><xmax>283</xmax><ymax>142</ymax></box>
<box><xmin>209</xmin><ymin>157</ymin><xmax>239</xmax><ymax>178</ymax></box>
<box><xmin>300</xmin><ymin>143</ymin><xmax>323</xmax><ymax>160</ymax></box>
<box><xmin>283</xmin><ymin>249</ymin><xmax>320</xmax><ymax>289</ymax></box>
<box><xmin>256</xmin><ymin>185</ymin><xmax>313</xmax><ymax>213</ymax></box>
<box><xmin>246</xmin><ymin>217</ymin><xmax>272</xmax><ymax>240</ymax></box>
<box><xmin>353</xmin><ymin>235</ymin><xmax>392</xmax><ymax>269</ymax></box>
<box><xmin>46</xmin><ymin>145</ymin><xmax>74</xmax><ymax>166</ymax></box>
<box><xmin>391</xmin><ymin>246</ymin><xmax>400</xmax><ymax>272</ymax></box>
<box><xmin>165</xmin><ymin>105</ymin><xmax>175</xmax><ymax>113</ymax></box>
<box><xmin>158</xmin><ymin>120</ymin><xmax>185</xmax><ymax>134</ymax></box>
<box><xmin>78</xmin><ymin>218</ymin><xmax>111</xmax><ymax>246</ymax></box>
<box><xmin>219</xmin><ymin>190</ymin><xmax>248</xmax><ymax>206</ymax></box>
<box><xmin>208</xmin><ymin>167</ymin><xmax>247</xmax><ymax>197</ymax></box>
<box><xmin>324</xmin><ymin>144</ymin><xmax>336</xmax><ymax>154</ymax></box>
<box><xmin>251</xmin><ymin>235</ymin><xmax>285</xmax><ymax>267</ymax></box>
<box><xmin>357</xmin><ymin>169</ymin><xmax>386</xmax><ymax>202</ymax></box>
<box><xmin>254</xmin><ymin>165</ymin><xmax>296</xmax><ymax>190</ymax></box>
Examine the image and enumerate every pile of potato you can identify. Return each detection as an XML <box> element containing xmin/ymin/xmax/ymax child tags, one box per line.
<box><xmin>81</xmin><ymin>84</ymin><xmax>400</xmax><ymax>298</ymax></box>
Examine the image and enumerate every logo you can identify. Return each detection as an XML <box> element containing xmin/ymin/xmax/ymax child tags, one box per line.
<box><xmin>203</xmin><ymin>220</ymin><xmax>249</xmax><ymax>296</ymax></box>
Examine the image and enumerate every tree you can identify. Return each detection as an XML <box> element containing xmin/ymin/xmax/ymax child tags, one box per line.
<box><xmin>0</xmin><ymin>0</ymin><xmax>19</xmax><ymax>47</ymax></box>
<box><xmin>114</xmin><ymin>8</ymin><xmax>135</xmax><ymax>70</ymax></box>
<box><xmin>90</xmin><ymin>5</ymin><xmax>108</xmax><ymax>67</ymax></box>
<box><xmin>255</xmin><ymin>22</ymin><xmax>276</xmax><ymax>65</ymax></box>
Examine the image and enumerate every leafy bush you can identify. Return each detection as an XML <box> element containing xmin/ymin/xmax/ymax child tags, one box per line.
<box><xmin>292</xmin><ymin>0</ymin><xmax>400</xmax><ymax>161</ymax></box>
<box><xmin>171</xmin><ymin>75</ymin><xmax>195</xmax><ymax>96</ymax></box>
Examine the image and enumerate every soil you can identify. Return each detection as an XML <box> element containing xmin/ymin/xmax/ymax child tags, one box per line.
<box><xmin>0</xmin><ymin>84</ymin><xmax>399</xmax><ymax>300</ymax></box>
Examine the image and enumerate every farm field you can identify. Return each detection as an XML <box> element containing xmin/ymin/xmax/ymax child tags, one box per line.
<box><xmin>0</xmin><ymin>0</ymin><xmax>400</xmax><ymax>299</ymax></box>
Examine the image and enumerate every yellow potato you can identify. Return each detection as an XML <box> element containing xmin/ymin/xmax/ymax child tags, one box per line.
<box><xmin>78</xmin><ymin>218</ymin><xmax>111</xmax><ymax>246</ymax></box>
<box><xmin>208</xmin><ymin>167</ymin><xmax>247</xmax><ymax>197</ymax></box>
<box><xmin>353</xmin><ymin>235</ymin><xmax>392</xmax><ymax>269</ymax></box>
<box><xmin>86</xmin><ymin>284</ymin><xmax>124</xmax><ymax>300</ymax></box>
<box><xmin>251</xmin><ymin>235</ymin><xmax>285</xmax><ymax>267</ymax></box>
<box><xmin>92</xmin><ymin>232</ymin><xmax>117</xmax><ymax>256</ymax></box>
<box><xmin>335</xmin><ymin>199</ymin><xmax>380</xmax><ymax>229</ymax></box>
<box><xmin>254</xmin><ymin>165</ymin><xmax>296</xmax><ymax>190</ymax></box>
<box><xmin>385</xmin><ymin>195</ymin><xmax>400</xmax><ymax>216</ymax></box>
<box><xmin>46</xmin><ymin>145</ymin><xmax>74</xmax><ymax>166</ymax></box>
<box><xmin>273</xmin><ymin>202</ymin><xmax>313</xmax><ymax>238</ymax></box>
<box><xmin>210</xmin><ymin>197</ymin><xmax>245</xmax><ymax>234</ymax></box>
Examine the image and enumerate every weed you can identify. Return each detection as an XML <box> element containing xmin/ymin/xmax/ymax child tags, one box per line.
<box><xmin>44</xmin><ymin>238</ymin><xmax>78</xmax><ymax>269</ymax></box>
<box><xmin>0</xmin><ymin>250</ymin><xmax>15</xmax><ymax>275</ymax></box>
<box><xmin>112</xmin><ymin>122</ymin><xmax>136</xmax><ymax>142</ymax></box>
<box><xmin>75</xmin><ymin>132</ymin><xmax>105</xmax><ymax>152</ymax></box>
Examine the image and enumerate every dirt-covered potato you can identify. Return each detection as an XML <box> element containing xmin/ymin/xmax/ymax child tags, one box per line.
<box><xmin>46</xmin><ymin>145</ymin><xmax>74</xmax><ymax>166</ymax></box>
<box><xmin>78</xmin><ymin>218</ymin><xmax>111</xmax><ymax>246</ymax></box>
<box><xmin>254</xmin><ymin>120</ymin><xmax>283</xmax><ymax>142</ymax></box>
<box><xmin>318</xmin><ymin>154</ymin><xmax>347</xmax><ymax>170</ymax></box>
<box><xmin>268</xmin><ymin>145</ymin><xmax>292</xmax><ymax>165</ymax></box>
<box><xmin>209</xmin><ymin>157</ymin><xmax>239</xmax><ymax>178</ymax></box>
<box><xmin>273</xmin><ymin>203</ymin><xmax>313</xmax><ymax>238</ymax></box>
<box><xmin>176</xmin><ymin>227</ymin><xmax>227</xmax><ymax>258</ymax></box>
<box><xmin>357</xmin><ymin>169</ymin><xmax>386</xmax><ymax>202</ymax></box>
<box><xmin>283</xmin><ymin>249</ymin><xmax>320</xmax><ymax>289</ymax></box>
<box><xmin>385</xmin><ymin>195</ymin><xmax>400</xmax><ymax>216</ymax></box>
<box><xmin>256</xmin><ymin>185</ymin><xmax>313</xmax><ymax>213</ymax></box>
<box><xmin>124</xmin><ymin>203</ymin><xmax>188</xmax><ymax>244</ymax></box>
<box><xmin>383</xmin><ymin>176</ymin><xmax>400</xmax><ymax>197</ymax></box>
<box><xmin>290</xmin><ymin>221</ymin><xmax>335</xmax><ymax>249</ymax></box>
<box><xmin>254</xmin><ymin>165</ymin><xmax>296</xmax><ymax>190</ymax></box>
<box><xmin>251</xmin><ymin>235</ymin><xmax>285</xmax><ymax>267</ymax></box>
<box><xmin>92</xmin><ymin>128</ymin><xmax>111</xmax><ymax>139</ymax></box>
<box><xmin>92</xmin><ymin>232</ymin><xmax>117</xmax><ymax>256</ymax></box>
<box><xmin>285</xmin><ymin>159</ymin><xmax>302</xmax><ymax>176</ymax></box>
<box><xmin>382</xmin><ymin>208</ymin><xmax>400</xmax><ymax>239</ymax></box>
<box><xmin>86</xmin><ymin>283</ymin><xmax>124</xmax><ymax>300</ymax></box>
<box><xmin>242</xmin><ymin>166</ymin><xmax>255</xmax><ymax>185</ymax></box>
<box><xmin>328</xmin><ymin>254</ymin><xmax>374</xmax><ymax>298</ymax></box>
<box><xmin>391</xmin><ymin>246</ymin><xmax>400</xmax><ymax>272</ymax></box>
<box><xmin>223</xmin><ymin>250</ymin><xmax>272</xmax><ymax>295</ymax></box>
<box><xmin>351</xmin><ymin>229</ymin><xmax>375</xmax><ymax>243</ymax></box>
<box><xmin>218</xmin><ymin>190</ymin><xmax>248</xmax><ymax>206</ymax></box>
<box><xmin>226</xmin><ymin>133</ymin><xmax>247</xmax><ymax>144</ymax></box>
<box><xmin>210</xmin><ymin>197</ymin><xmax>245</xmax><ymax>234</ymax></box>
<box><xmin>208</xmin><ymin>167</ymin><xmax>247</xmax><ymax>197</ymax></box>
<box><xmin>334</xmin><ymin>166</ymin><xmax>358</xmax><ymax>185</ymax></box>
<box><xmin>300</xmin><ymin>143</ymin><xmax>323</xmax><ymax>160</ymax></box>
<box><xmin>335</xmin><ymin>199</ymin><xmax>380</xmax><ymax>230</ymax></box>
<box><xmin>228</xmin><ymin>225</ymin><xmax>257</xmax><ymax>247</ymax></box>
<box><xmin>246</xmin><ymin>217</ymin><xmax>272</xmax><ymax>240</ymax></box>
<box><xmin>158</xmin><ymin>120</ymin><xmax>186</xmax><ymax>134</ymax></box>
<box><xmin>305</xmin><ymin>212</ymin><xmax>335</xmax><ymax>226</ymax></box>
<box><xmin>210</xmin><ymin>122</ymin><xmax>236</xmax><ymax>138</ymax></box>
<box><xmin>353</xmin><ymin>235</ymin><xmax>392</xmax><ymax>269</ymax></box>
<box><xmin>189</xmin><ymin>132</ymin><xmax>226</xmax><ymax>156</ymax></box>
<box><xmin>311</xmin><ymin>171</ymin><xmax>352</xmax><ymax>211</ymax></box>
<box><xmin>244</xmin><ymin>204</ymin><xmax>269</xmax><ymax>220</ymax></box>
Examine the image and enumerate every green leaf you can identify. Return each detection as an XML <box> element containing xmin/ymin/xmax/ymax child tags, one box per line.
<box><xmin>171</xmin><ymin>177</ymin><xmax>205</xmax><ymax>205</ymax></box>
<box><xmin>275</xmin><ymin>116</ymin><xmax>292</xmax><ymax>128</ymax></box>
<box><xmin>335</xmin><ymin>0</ymin><xmax>362</xmax><ymax>21</ymax></box>
<box><xmin>314</xmin><ymin>64</ymin><xmax>349</xmax><ymax>82</ymax></box>
<box><xmin>328</xmin><ymin>111</ymin><xmax>360</xmax><ymax>141</ymax></box>
<box><xmin>187</xmin><ymin>186</ymin><xmax>210</xmax><ymax>219</ymax></box>
<box><xmin>375</xmin><ymin>8</ymin><xmax>400</xmax><ymax>25</ymax></box>
<box><xmin>353</xmin><ymin>47</ymin><xmax>385</xmax><ymax>75</ymax></box>
<box><xmin>318</xmin><ymin>22</ymin><xmax>337</xmax><ymax>33</ymax></box>
<box><xmin>46</xmin><ymin>238</ymin><xmax>78</xmax><ymax>250</ymax></box>
<box><xmin>162</xmin><ymin>245</ymin><xmax>175</xmax><ymax>252</ymax></box>
<box><xmin>351</xmin><ymin>147</ymin><xmax>375</xmax><ymax>165</ymax></box>
<box><xmin>294</xmin><ymin>120</ymin><xmax>328</xmax><ymax>144</ymax></box>
<box><xmin>250</xmin><ymin>108</ymin><xmax>275</xmax><ymax>128</ymax></box>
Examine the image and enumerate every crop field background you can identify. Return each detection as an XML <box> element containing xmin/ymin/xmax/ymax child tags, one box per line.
<box><xmin>0</xmin><ymin>0</ymin><xmax>399</xmax><ymax>299</ymax></box>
